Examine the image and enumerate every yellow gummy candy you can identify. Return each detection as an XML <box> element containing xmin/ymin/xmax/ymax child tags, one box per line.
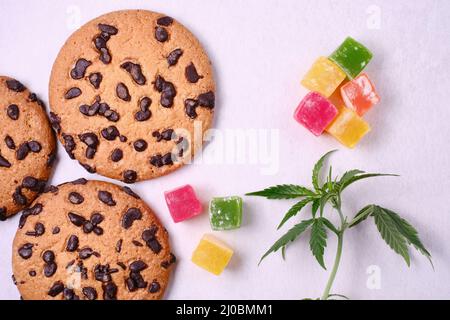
<box><xmin>301</xmin><ymin>57</ymin><xmax>346</xmax><ymax>98</ymax></box>
<box><xmin>326</xmin><ymin>106</ymin><xmax>371</xmax><ymax>148</ymax></box>
<box><xmin>191</xmin><ymin>234</ymin><xmax>234</xmax><ymax>276</ymax></box>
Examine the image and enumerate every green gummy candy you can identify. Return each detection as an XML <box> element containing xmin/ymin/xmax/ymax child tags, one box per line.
<box><xmin>209</xmin><ymin>196</ymin><xmax>243</xmax><ymax>231</ymax></box>
<box><xmin>329</xmin><ymin>37</ymin><xmax>373</xmax><ymax>79</ymax></box>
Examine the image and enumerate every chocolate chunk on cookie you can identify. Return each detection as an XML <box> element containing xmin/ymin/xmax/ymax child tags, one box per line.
<box><xmin>185</xmin><ymin>63</ymin><xmax>203</xmax><ymax>83</ymax></box>
<box><xmin>49</xmin><ymin>10</ymin><xmax>215</xmax><ymax>182</ymax></box>
<box><xmin>0</xmin><ymin>76</ymin><xmax>56</xmax><ymax>219</ymax></box>
<box><xmin>13</xmin><ymin>180</ymin><xmax>174</xmax><ymax>300</ymax></box>
<box><xmin>7</xmin><ymin>104</ymin><xmax>20</xmax><ymax>120</ymax></box>
<box><xmin>157</xmin><ymin>16</ymin><xmax>174</xmax><ymax>26</ymax></box>
<box><xmin>167</xmin><ymin>49</ymin><xmax>183</xmax><ymax>66</ymax></box>
<box><xmin>155</xmin><ymin>26</ymin><xmax>169</xmax><ymax>42</ymax></box>
<box><xmin>65</xmin><ymin>87</ymin><xmax>82</xmax><ymax>99</ymax></box>
<box><xmin>121</xmin><ymin>62</ymin><xmax>146</xmax><ymax>85</ymax></box>
<box><xmin>88</xmin><ymin>72</ymin><xmax>103</xmax><ymax>89</ymax></box>
<box><xmin>6</xmin><ymin>79</ymin><xmax>26</xmax><ymax>92</ymax></box>
<box><xmin>183</xmin><ymin>91</ymin><xmax>216</xmax><ymax>119</ymax></box>
<box><xmin>116</xmin><ymin>82</ymin><xmax>131</xmax><ymax>101</ymax></box>
<box><xmin>70</xmin><ymin>59</ymin><xmax>92</xmax><ymax>80</ymax></box>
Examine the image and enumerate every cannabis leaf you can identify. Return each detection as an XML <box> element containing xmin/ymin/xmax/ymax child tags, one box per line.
<box><xmin>384</xmin><ymin>208</ymin><xmax>431</xmax><ymax>259</ymax></box>
<box><xmin>326</xmin><ymin>166</ymin><xmax>335</xmax><ymax>192</ymax></box>
<box><xmin>373</xmin><ymin>206</ymin><xmax>433</xmax><ymax>267</ymax></box>
<box><xmin>247</xmin><ymin>150</ymin><xmax>432</xmax><ymax>300</ymax></box>
<box><xmin>311</xmin><ymin>199</ymin><xmax>320</xmax><ymax>217</ymax></box>
<box><xmin>322</xmin><ymin>217</ymin><xmax>339</xmax><ymax>235</ymax></box>
<box><xmin>278</xmin><ymin>198</ymin><xmax>313</xmax><ymax>230</ymax></box>
<box><xmin>246</xmin><ymin>184</ymin><xmax>315</xmax><ymax>200</ymax></box>
<box><xmin>312</xmin><ymin>150</ymin><xmax>336</xmax><ymax>191</ymax></box>
<box><xmin>373</xmin><ymin>207</ymin><xmax>411</xmax><ymax>266</ymax></box>
<box><xmin>349</xmin><ymin>205</ymin><xmax>375</xmax><ymax>228</ymax></box>
<box><xmin>339</xmin><ymin>173</ymin><xmax>398</xmax><ymax>192</ymax></box>
<box><xmin>259</xmin><ymin>219</ymin><xmax>313</xmax><ymax>265</ymax></box>
<box><xmin>338</xmin><ymin>169</ymin><xmax>365</xmax><ymax>187</ymax></box>
<box><xmin>310</xmin><ymin>218</ymin><xmax>328</xmax><ymax>269</ymax></box>
<box><xmin>318</xmin><ymin>192</ymin><xmax>336</xmax><ymax>216</ymax></box>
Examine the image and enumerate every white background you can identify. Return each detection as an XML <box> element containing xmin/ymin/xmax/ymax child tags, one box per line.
<box><xmin>1</xmin><ymin>0</ymin><xmax>449</xmax><ymax>300</ymax></box>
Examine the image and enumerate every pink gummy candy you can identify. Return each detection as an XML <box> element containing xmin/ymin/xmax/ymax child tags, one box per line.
<box><xmin>164</xmin><ymin>185</ymin><xmax>203</xmax><ymax>223</ymax></box>
<box><xmin>294</xmin><ymin>92</ymin><xmax>338</xmax><ymax>136</ymax></box>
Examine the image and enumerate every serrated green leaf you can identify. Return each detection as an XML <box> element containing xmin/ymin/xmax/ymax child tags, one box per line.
<box><xmin>310</xmin><ymin>218</ymin><xmax>328</xmax><ymax>269</ymax></box>
<box><xmin>246</xmin><ymin>184</ymin><xmax>315</xmax><ymax>200</ymax></box>
<box><xmin>327</xmin><ymin>166</ymin><xmax>334</xmax><ymax>192</ymax></box>
<box><xmin>281</xmin><ymin>246</ymin><xmax>286</xmax><ymax>260</ymax></box>
<box><xmin>349</xmin><ymin>205</ymin><xmax>376</xmax><ymax>228</ymax></box>
<box><xmin>321</xmin><ymin>217</ymin><xmax>339</xmax><ymax>235</ymax></box>
<box><xmin>380</xmin><ymin>206</ymin><xmax>433</xmax><ymax>267</ymax></box>
<box><xmin>338</xmin><ymin>169</ymin><xmax>365</xmax><ymax>186</ymax></box>
<box><xmin>373</xmin><ymin>207</ymin><xmax>410</xmax><ymax>266</ymax></box>
<box><xmin>339</xmin><ymin>173</ymin><xmax>399</xmax><ymax>193</ymax></box>
<box><xmin>312</xmin><ymin>150</ymin><xmax>337</xmax><ymax>191</ymax></box>
<box><xmin>319</xmin><ymin>192</ymin><xmax>336</xmax><ymax>217</ymax></box>
<box><xmin>259</xmin><ymin>219</ymin><xmax>314</xmax><ymax>264</ymax></box>
<box><xmin>311</xmin><ymin>199</ymin><xmax>320</xmax><ymax>217</ymax></box>
<box><xmin>278</xmin><ymin>198</ymin><xmax>313</xmax><ymax>230</ymax></box>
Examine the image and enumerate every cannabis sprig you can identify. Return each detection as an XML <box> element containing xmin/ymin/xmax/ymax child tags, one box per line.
<box><xmin>246</xmin><ymin>150</ymin><xmax>432</xmax><ymax>300</ymax></box>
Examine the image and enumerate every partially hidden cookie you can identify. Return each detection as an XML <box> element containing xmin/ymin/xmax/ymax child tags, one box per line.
<box><xmin>12</xmin><ymin>179</ymin><xmax>175</xmax><ymax>300</ymax></box>
<box><xmin>49</xmin><ymin>10</ymin><xmax>216</xmax><ymax>183</ymax></box>
<box><xmin>0</xmin><ymin>76</ymin><xmax>56</xmax><ymax>220</ymax></box>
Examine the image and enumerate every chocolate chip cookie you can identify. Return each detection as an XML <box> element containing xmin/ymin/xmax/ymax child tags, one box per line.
<box><xmin>12</xmin><ymin>179</ymin><xmax>175</xmax><ymax>300</ymax></box>
<box><xmin>0</xmin><ymin>76</ymin><xmax>56</xmax><ymax>220</ymax></box>
<box><xmin>49</xmin><ymin>10</ymin><xmax>216</xmax><ymax>183</ymax></box>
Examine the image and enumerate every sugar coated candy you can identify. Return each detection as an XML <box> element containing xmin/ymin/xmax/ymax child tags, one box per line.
<box><xmin>209</xmin><ymin>196</ymin><xmax>243</xmax><ymax>231</ymax></box>
<box><xmin>191</xmin><ymin>234</ymin><xmax>234</xmax><ymax>275</ymax></box>
<box><xmin>341</xmin><ymin>73</ymin><xmax>380</xmax><ymax>116</ymax></box>
<box><xmin>327</xmin><ymin>81</ymin><xmax>348</xmax><ymax>109</ymax></box>
<box><xmin>301</xmin><ymin>57</ymin><xmax>346</xmax><ymax>97</ymax></box>
<box><xmin>329</xmin><ymin>37</ymin><xmax>373</xmax><ymax>79</ymax></box>
<box><xmin>326</xmin><ymin>106</ymin><xmax>371</xmax><ymax>148</ymax></box>
<box><xmin>164</xmin><ymin>184</ymin><xmax>203</xmax><ymax>223</ymax></box>
<box><xmin>294</xmin><ymin>92</ymin><xmax>338</xmax><ymax>136</ymax></box>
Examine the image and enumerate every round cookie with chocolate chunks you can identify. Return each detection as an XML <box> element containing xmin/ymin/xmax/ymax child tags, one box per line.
<box><xmin>49</xmin><ymin>10</ymin><xmax>216</xmax><ymax>183</ymax></box>
<box><xmin>0</xmin><ymin>76</ymin><xmax>56</xmax><ymax>220</ymax></box>
<box><xmin>12</xmin><ymin>179</ymin><xmax>175</xmax><ymax>300</ymax></box>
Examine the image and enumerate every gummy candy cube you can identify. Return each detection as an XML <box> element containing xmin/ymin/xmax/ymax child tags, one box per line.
<box><xmin>294</xmin><ymin>92</ymin><xmax>338</xmax><ymax>136</ymax></box>
<box><xmin>326</xmin><ymin>106</ymin><xmax>371</xmax><ymax>148</ymax></box>
<box><xmin>341</xmin><ymin>73</ymin><xmax>380</xmax><ymax>116</ymax></box>
<box><xmin>329</xmin><ymin>37</ymin><xmax>373</xmax><ymax>79</ymax></box>
<box><xmin>164</xmin><ymin>185</ymin><xmax>203</xmax><ymax>223</ymax></box>
<box><xmin>209</xmin><ymin>196</ymin><xmax>243</xmax><ymax>230</ymax></box>
<box><xmin>327</xmin><ymin>81</ymin><xmax>348</xmax><ymax>109</ymax></box>
<box><xmin>191</xmin><ymin>234</ymin><xmax>234</xmax><ymax>275</ymax></box>
<box><xmin>301</xmin><ymin>57</ymin><xmax>346</xmax><ymax>97</ymax></box>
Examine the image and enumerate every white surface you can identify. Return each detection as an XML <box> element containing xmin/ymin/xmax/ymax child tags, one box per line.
<box><xmin>1</xmin><ymin>0</ymin><xmax>449</xmax><ymax>300</ymax></box>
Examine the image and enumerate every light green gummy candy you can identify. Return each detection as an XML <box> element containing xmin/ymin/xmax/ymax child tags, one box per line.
<box><xmin>209</xmin><ymin>196</ymin><xmax>243</xmax><ymax>231</ymax></box>
<box><xmin>329</xmin><ymin>37</ymin><xmax>373</xmax><ymax>79</ymax></box>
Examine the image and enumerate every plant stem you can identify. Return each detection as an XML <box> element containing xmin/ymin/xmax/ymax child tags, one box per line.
<box><xmin>321</xmin><ymin>231</ymin><xmax>344</xmax><ymax>300</ymax></box>
<box><xmin>321</xmin><ymin>198</ymin><xmax>346</xmax><ymax>300</ymax></box>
